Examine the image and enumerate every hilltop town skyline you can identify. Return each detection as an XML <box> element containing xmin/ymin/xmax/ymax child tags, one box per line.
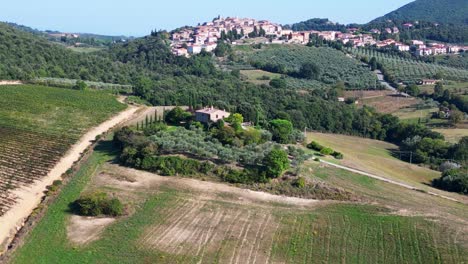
<box><xmin>1</xmin><ymin>0</ymin><xmax>413</xmax><ymax>36</ymax></box>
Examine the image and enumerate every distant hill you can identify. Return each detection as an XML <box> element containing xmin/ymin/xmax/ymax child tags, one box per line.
<box><xmin>371</xmin><ymin>0</ymin><xmax>468</xmax><ymax>25</ymax></box>
<box><xmin>285</xmin><ymin>18</ymin><xmax>347</xmax><ymax>32</ymax></box>
<box><xmin>0</xmin><ymin>22</ymin><xmax>141</xmax><ymax>82</ymax></box>
<box><xmin>3</xmin><ymin>21</ymin><xmax>132</xmax><ymax>46</ymax></box>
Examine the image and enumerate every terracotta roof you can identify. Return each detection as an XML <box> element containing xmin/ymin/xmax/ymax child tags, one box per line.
<box><xmin>196</xmin><ymin>107</ymin><xmax>230</xmax><ymax>115</ymax></box>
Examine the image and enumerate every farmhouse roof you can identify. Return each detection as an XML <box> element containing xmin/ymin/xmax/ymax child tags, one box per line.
<box><xmin>196</xmin><ymin>106</ymin><xmax>230</xmax><ymax>115</ymax></box>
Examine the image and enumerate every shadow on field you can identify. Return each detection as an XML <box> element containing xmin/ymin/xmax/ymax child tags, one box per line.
<box><xmin>94</xmin><ymin>139</ymin><xmax>121</xmax><ymax>164</ymax></box>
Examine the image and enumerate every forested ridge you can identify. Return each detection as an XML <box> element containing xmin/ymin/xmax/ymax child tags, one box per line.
<box><xmin>0</xmin><ymin>22</ymin><xmax>142</xmax><ymax>83</ymax></box>
<box><xmin>366</xmin><ymin>0</ymin><xmax>468</xmax><ymax>44</ymax></box>
<box><xmin>370</xmin><ymin>0</ymin><xmax>468</xmax><ymax>26</ymax></box>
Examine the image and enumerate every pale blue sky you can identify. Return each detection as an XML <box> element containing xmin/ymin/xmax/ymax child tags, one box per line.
<box><xmin>1</xmin><ymin>0</ymin><xmax>414</xmax><ymax>36</ymax></box>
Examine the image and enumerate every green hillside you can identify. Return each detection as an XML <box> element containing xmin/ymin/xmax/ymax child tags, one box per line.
<box><xmin>0</xmin><ymin>22</ymin><xmax>140</xmax><ymax>82</ymax></box>
<box><xmin>243</xmin><ymin>45</ymin><xmax>378</xmax><ymax>89</ymax></box>
<box><xmin>371</xmin><ymin>0</ymin><xmax>468</xmax><ymax>25</ymax></box>
<box><xmin>347</xmin><ymin>47</ymin><xmax>468</xmax><ymax>83</ymax></box>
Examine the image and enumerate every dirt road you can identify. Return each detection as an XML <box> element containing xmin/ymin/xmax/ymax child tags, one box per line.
<box><xmin>0</xmin><ymin>103</ymin><xmax>142</xmax><ymax>253</ymax></box>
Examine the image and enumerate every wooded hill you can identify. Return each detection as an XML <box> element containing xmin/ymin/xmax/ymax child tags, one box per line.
<box><xmin>370</xmin><ymin>0</ymin><xmax>468</xmax><ymax>25</ymax></box>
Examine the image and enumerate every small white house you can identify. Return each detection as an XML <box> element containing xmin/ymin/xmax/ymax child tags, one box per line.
<box><xmin>188</xmin><ymin>44</ymin><xmax>203</xmax><ymax>54</ymax></box>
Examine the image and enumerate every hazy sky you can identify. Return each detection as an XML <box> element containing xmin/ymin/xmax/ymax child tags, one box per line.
<box><xmin>1</xmin><ymin>0</ymin><xmax>414</xmax><ymax>36</ymax></box>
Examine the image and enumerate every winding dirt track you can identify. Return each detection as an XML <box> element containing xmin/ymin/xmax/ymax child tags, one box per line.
<box><xmin>0</xmin><ymin>103</ymin><xmax>142</xmax><ymax>253</ymax></box>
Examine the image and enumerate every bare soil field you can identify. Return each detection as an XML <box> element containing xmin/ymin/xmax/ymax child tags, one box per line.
<box><xmin>67</xmin><ymin>216</ymin><xmax>115</xmax><ymax>245</ymax></box>
<box><xmin>345</xmin><ymin>90</ymin><xmax>421</xmax><ymax>113</ymax></box>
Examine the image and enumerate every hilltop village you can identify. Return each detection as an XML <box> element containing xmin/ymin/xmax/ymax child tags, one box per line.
<box><xmin>170</xmin><ymin>16</ymin><xmax>467</xmax><ymax>57</ymax></box>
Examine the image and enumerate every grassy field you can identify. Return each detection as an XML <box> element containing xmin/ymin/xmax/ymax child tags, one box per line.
<box><xmin>10</xmin><ymin>140</ymin><xmax>468</xmax><ymax>263</ymax></box>
<box><xmin>240</xmin><ymin>70</ymin><xmax>282</xmax><ymax>85</ymax></box>
<box><xmin>306</xmin><ymin>132</ymin><xmax>442</xmax><ymax>187</ymax></box>
<box><xmin>0</xmin><ymin>85</ymin><xmax>125</xmax><ymax>215</ymax></box>
<box><xmin>393</xmin><ymin>107</ymin><xmax>438</xmax><ymax>122</ymax></box>
<box><xmin>67</xmin><ymin>46</ymin><xmax>106</xmax><ymax>53</ymax></box>
<box><xmin>433</xmin><ymin>128</ymin><xmax>468</xmax><ymax>143</ymax></box>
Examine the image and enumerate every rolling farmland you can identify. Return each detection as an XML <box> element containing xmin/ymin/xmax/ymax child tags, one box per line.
<box><xmin>347</xmin><ymin>47</ymin><xmax>468</xmax><ymax>83</ymax></box>
<box><xmin>0</xmin><ymin>85</ymin><xmax>125</xmax><ymax>215</ymax></box>
<box><xmin>9</xmin><ymin>141</ymin><xmax>468</xmax><ymax>263</ymax></box>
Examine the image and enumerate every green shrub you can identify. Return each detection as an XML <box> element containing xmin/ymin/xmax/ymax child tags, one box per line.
<box><xmin>140</xmin><ymin>156</ymin><xmax>213</xmax><ymax>176</ymax></box>
<box><xmin>72</xmin><ymin>192</ymin><xmax>123</xmax><ymax>217</ymax></box>
<box><xmin>432</xmin><ymin>168</ymin><xmax>468</xmax><ymax>194</ymax></box>
<box><xmin>269</xmin><ymin>119</ymin><xmax>293</xmax><ymax>144</ymax></box>
<box><xmin>269</xmin><ymin>78</ymin><xmax>287</xmax><ymax>88</ymax></box>
<box><xmin>143</xmin><ymin>122</ymin><xmax>167</xmax><ymax>136</ymax></box>
<box><xmin>307</xmin><ymin>141</ymin><xmax>324</xmax><ymax>151</ymax></box>
<box><xmin>294</xmin><ymin>177</ymin><xmax>306</xmax><ymax>188</ymax></box>
<box><xmin>320</xmin><ymin>147</ymin><xmax>334</xmax><ymax>155</ymax></box>
<box><xmin>214</xmin><ymin>166</ymin><xmax>268</xmax><ymax>184</ymax></box>
<box><xmin>332</xmin><ymin>151</ymin><xmax>344</xmax><ymax>159</ymax></box>
<box><xmin>165</xmin><ymin>107</ymin><xmax>192</xmax><ymax>125</ymax></box>
<box><xmin>101</xmin><ymin>198</ymin><xmax>124</xmax><ymax>216</ymax></box>
<box><xmin>263</xmin><ymin>148</ymin><xmax>290</xmax><ymax>178</ymax></box>
<box><xmin>46</xmin><ymin>180</ymin><xmax>63</xmax><ymax>195</ymax></box>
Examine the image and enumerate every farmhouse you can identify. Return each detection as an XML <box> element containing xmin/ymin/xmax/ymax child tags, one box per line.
<box><xmin>195</xmin><ymin>106</ymin><xmax>230</xmax><ymax>123</ymax></box>
<box><xmin>420</xmin><ymin>79</ymin><xmax>437</xmax><ymax>85</ymax></box>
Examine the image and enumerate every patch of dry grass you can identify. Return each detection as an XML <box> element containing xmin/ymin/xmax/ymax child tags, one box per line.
<box><xmin>306</xmin><ymin>132</ymin><xmax>440</xmax><ymax>185</ymax></box>
<box><xmin>433</xmin><ymin>128</ymin><xmax>468</xmax><ymax>143</ymax></box>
